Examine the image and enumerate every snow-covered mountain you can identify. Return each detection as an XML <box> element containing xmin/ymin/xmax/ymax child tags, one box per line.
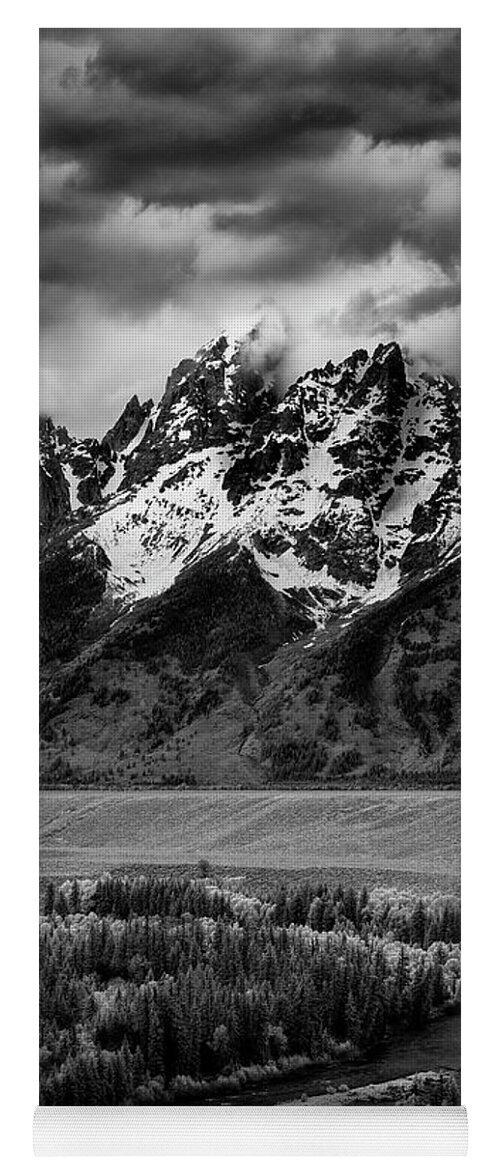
<box><xmin>40</xmin><ymin>332</ymin><xmax>461</xmax><ymax>789</ymax></box>
<box><xmin>40</xmin><ymin>334</ymin><xmax>460</xmax><ymax>623</ymax></box>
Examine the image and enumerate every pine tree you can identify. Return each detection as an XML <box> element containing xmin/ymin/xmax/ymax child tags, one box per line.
<box><xmin>69</xmin><ymin>878</ymin><xmax>81</xmax><ymax>914</ymax></box>
<box><xmin>44</xmin><ymin>881</ymin><xmax>55</xmax><ymax>916</ymax></box>
<box><xmin>410</xmin><ymin>900</ymin><xmax>427</xmax><ymax>947</ymax></box>
<box><xmin>345</xmin><ymin>990</ymin><xmax>362</xmax><ymax>1047</ymax></box>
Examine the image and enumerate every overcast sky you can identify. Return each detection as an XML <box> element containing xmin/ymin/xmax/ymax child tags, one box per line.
<box><xmin>40</xmin><ymin>28</ymin><xmax>460</xmax><ymax>436</ymax></box>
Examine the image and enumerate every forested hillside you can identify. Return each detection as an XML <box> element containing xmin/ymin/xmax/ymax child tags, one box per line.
<box><xmin>40</xmin><ymin>559</ymin><xmax>460</xmax><ymax>789</ymax></box>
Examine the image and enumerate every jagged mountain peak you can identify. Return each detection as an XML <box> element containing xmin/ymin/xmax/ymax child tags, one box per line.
<box><xmin>194</xmin><ymin>331</ymin><xmax>232</xmax><ymax>362</ymax></box>
<box><xmin>39</xmin><ymin>393</ymin><xmax>155</xmax><ymax>532</ymax></box>
<box><xmin>101</xmin><ymin>394</ymin><xmax>153</xmax><ymax>458</ymax></box>
<box><xmin>285</xmin><ymin>341</ymin><xmax>407</xmax><ymax>414</ymax></box>
<box><xmin>40</xmin><ymin>335</ymin><xmax>460</xmax><ymax>632</ymax></box>
<box><xmin>120</xmin><ymin>327</ymin><xmax>278</xmax><ymax>489</ymax></box>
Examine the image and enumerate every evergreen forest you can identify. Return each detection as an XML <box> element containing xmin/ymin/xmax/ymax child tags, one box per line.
<box><xmin>40</xmin><ymin>873</ymin><xmax>460</xmax><ymax>1105</ymax></box>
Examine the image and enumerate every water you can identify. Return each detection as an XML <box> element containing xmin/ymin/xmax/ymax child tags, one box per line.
<box><xmin>200</xmin><ymin>1012</ymin><xmax>460</xmax><ymax>1106</ymax></box>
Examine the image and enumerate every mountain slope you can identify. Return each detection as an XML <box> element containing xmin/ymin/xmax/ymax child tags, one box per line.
<box><xmin>40</xmin><ymin>333</ymin><xmax>460</xmax><ymax>789</ymax></box>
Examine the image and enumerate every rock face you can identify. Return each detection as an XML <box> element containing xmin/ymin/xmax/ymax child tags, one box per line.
<box><xmin>55</xmin><ymin>337</ymin><xmax>459</xmax><ymax>622</ymax></box>
<box><xmin>39</xmin><ymin>417</ymin><xmax>71</xmax><ymax>537</ymax></box>
<box><xmin>39</xmin><ymin>399</ymin><xmax>155</xmax><ymax>534</ymax></box>
<box><xmin>101</xmin><ymin>395</ymin><xmax>154</xmax><ymax>458</ymax></box>
<box><xmin>39</xmin><ymin>333</ymin><xmax>460</xmax><ymax>788</ymax></box>
<box><xmin>119</xmin><ymin>334</ymin><xmax>277</xmax><ymax>490</ymax></box>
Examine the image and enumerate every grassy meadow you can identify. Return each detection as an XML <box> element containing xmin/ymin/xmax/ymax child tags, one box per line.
<box><xmin>40</xmin><ymin>789</ymin><xmax>459</xmax><ymax>891</ymax></box>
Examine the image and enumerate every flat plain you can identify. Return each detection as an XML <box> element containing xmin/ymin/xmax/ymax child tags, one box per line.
<box><xmin>40</xmin><ymin>789</ymin><xmax>460</xmax><ymax>890</ymax></box>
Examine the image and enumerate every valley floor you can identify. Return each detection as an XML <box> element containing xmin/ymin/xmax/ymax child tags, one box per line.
<box><xmin>40</xmin><ymin>788</ymin><xmax>460</xmax><ymax>892</ymax></box>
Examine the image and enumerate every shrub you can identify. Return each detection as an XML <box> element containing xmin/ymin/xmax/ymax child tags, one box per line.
<box><xmin>266</xmin><ymin>736</ymin><xmax>328</xmax><ymax>785</ymax></box>
<box><xmin>327</xmin><ymin>749</ymin><xmax>363</xmax><ymax>778</ymax></box>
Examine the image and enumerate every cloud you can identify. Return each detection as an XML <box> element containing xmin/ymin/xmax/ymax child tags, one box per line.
<box><xmin>84</xmin><ymin>29</ymin><xmax>460</xmax><ymax>143</ymax></box>
<box><xmin>39</xmin><ymin>29</ymin><xmax>461</xmax><ymax>434</ymax></box>
<box><xmin>402</xmin><ymin>283</ymin><xmax>461</xmax><ymax>320</ymax></box>
<box><xmin>238</xmin><ymin>303</ymin><xmax>290</xmax><ymax>378</ymax></box>
<box><xmin>212</xmin><ymin>137</ymin><xmax>460</xmax><ymax>282</ymax></box>
<box><xmin>40</xmin><ymin>31</ymin><xmax>460</xmax><ymax>296</ymax></box>
<box><xmin>336</xmin><ymin>281</ymin><xmax>461</xmax><ymax>335</ymax></box>
<box><xmin>40</xmin><ymin>201</ymin><xmax>201</xmax><ymax>317</ymax></box>
<box><xmin>40</xmin><ymin>29</ymin><xmax>460</xmax><ymax>197</ymax></box>
<box><xmin>442</xmin><ymin>147</ymin><xmax>461</xmax><ymax>169</ymax></box>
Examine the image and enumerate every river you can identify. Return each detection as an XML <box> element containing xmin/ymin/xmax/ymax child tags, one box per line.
<box><xmin>198</xmin><ymin>1011</ymin><xmax>460</xmax><ymax>1106</ymax></box>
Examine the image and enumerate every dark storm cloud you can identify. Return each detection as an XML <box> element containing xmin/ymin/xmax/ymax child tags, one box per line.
<box><xmin>336</xmin><ymin>282</ymin><xmax>461</xmax><ymax>336</ymax></box>
<box><xmin>40</xmin><ymin>219</ymin><xmax>198</xmax><ymax>315</ymax></box>
<box><xmin>213</xmin><ymin>167</ymin><xmax>460</xmax><ymax>277</ymax></box>
<box><xmin>40</xmin><ymin>29</ymin><xmax>460</xmax><ymax>301</ymax></box>
<box><xmin>402</xmin><ymin>283</ymin><xmax>461</xmax><ymax>320</ymax></box>
<box><xmin>41</xmin><ymin>29</ymin><xmax>460</xmax><ymax>196</ymax></box>
<box><xmin>442</xmin><ymin>147</ymin><xmax>461</xmax><ymax>169</ymax></box>
<box><xmin>87</xmin><ymin>27</ymin><xmax>460</xmax><ymax>140</ymax></box>
<box><xmin>39</xmin><ymin>184</ymin><xmax>115</xmax><ymax>230</ymax></box>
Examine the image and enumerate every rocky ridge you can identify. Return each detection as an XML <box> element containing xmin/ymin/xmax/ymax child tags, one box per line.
<box><xmin>41</xmin><ymin>335</ymin><xmax>459</xmax><ymax>619</ymax></box>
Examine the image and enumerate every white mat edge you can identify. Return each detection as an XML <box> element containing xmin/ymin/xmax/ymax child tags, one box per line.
<box><xmin>33</xmin><ymin>1105</ymin><xmax>468</xmax><ymax>1157</ymax></box>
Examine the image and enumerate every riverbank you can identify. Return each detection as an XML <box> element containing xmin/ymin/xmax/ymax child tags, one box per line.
<box><xmin>288</xmin><ymin>1069</ymin><xmax>460</xmax><ymax>1106</ymax></box>
<box><xmin>192</xmin><ymin>1012</ymin><xmax>460</xmax><ymax>1106</ymax></box>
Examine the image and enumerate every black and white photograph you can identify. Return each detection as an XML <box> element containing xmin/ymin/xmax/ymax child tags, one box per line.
<box><xmin>39</xmin><ymin>26</ymin><xmax>461</xmax><ymax>1121</ymax></box>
